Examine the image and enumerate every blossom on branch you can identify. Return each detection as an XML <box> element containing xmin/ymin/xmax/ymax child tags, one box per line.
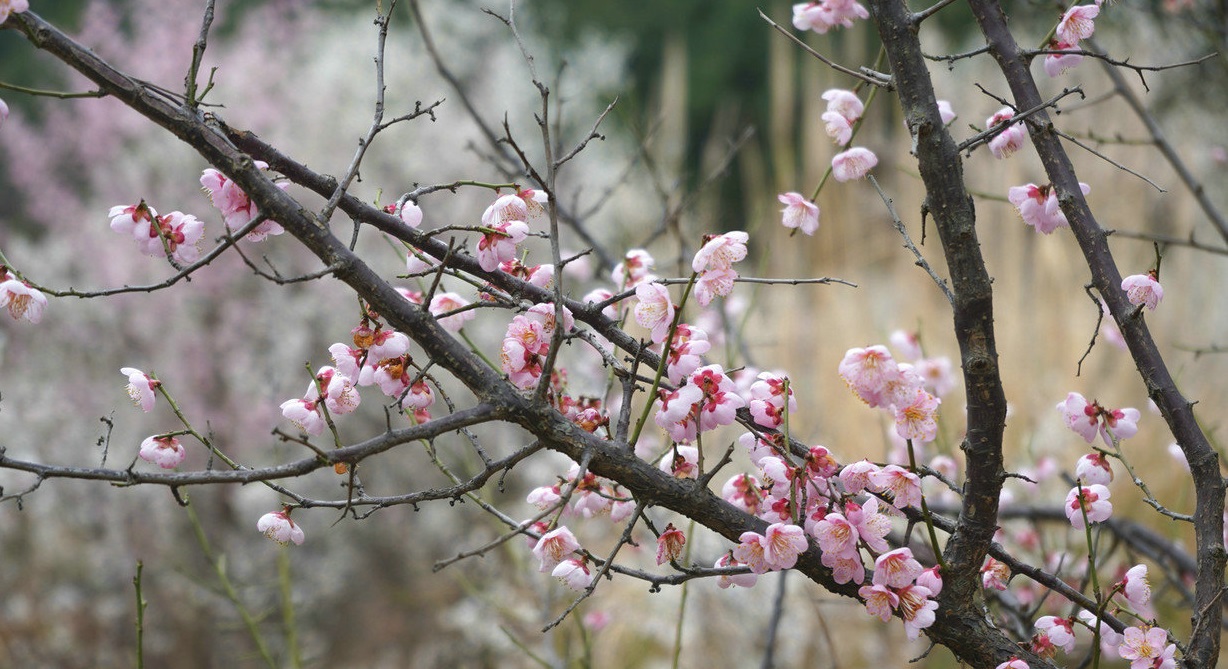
<box><xmin>777</xmin><ymin>192</ymin><xmax>820</xmax><ymax>236</ymax></box>
<box><xmin>475</xmin><ymin>220</ymin><xmax>529</xmax><ymax>272</ymax></box>
<box><xmin>656</xmin><ymin>523</ymin><xmax>686</xmax><ymax>565</ymax></box>
<box><xmin>986</xmin><ymin>111</ymin><xmax>1027</xmax><ymax>159</ymax></box>
<box><xmin>1056</xmin><ymin>4</ymin><xmax>1100</xmax><ymax>44</ymax></box>
<box><xmin>831</xmin><ymin>147</ymin><xmax>878</xmax><ymax>181</ymax></box>
<box><xmin>0</xmin><ymin>272</ymin><xmax>47</xmax><ymax>324</ymax></box>
<box><xmin>0</xmin><ymin>0</ymin><xmax>28</xmax><ymax>25</ymax></box>
<box><xmin>257</xmin><ymin>509</ymin><xmax>304</xmax><ymax>546</ymax></box>
<box><xmin>120</xmin><ymin>367</ymin><xmax>159</xmax><ymax>413</ymax></box>
<box><xmin>1122</xmin><ymin>271</ymin><xmax>1163</xmax><ymax>311</ymax></box>
<box><xmin>1065</xmin><ymin>484</ymin><xmax>1112</xmax><ymax>529</ymax></box>
<box><xmin>200</xmin><ymin>162</ymin><xmax>286</xmax><ymax>241</ymax></box>
<box><xmin>139</xmin><ymin>435</ymin><xmax>186</xmax><ymax>469</ymax></box>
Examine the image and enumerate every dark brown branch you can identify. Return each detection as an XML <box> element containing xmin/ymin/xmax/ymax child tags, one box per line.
<box><xmin>868</xmin><ymin>0</ymin><xmax>1019</xmax><ymax>666</ymax></box>
<box><xmin>966</xmin><ymin>2</ymin><xmax>1226</xmax><ymax>665</ymax></box>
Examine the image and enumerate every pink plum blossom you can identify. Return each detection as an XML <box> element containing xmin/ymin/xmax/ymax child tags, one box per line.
<box><xmin>139</xmin><ymin>435</ymin><xmax>186</xmax><ymax>469</ymax></box>
<box><xmin>1118</xmin><ymin>626</ymin><xmax>1173</xmax><ymax>669</ymax></box>
<box><xmin>688</xmin><ymin>365</ymin><xmax>746</xmax><ymax>432</ymax></box>
<box><xmin>121</xmin><ymin>367</ymin><xmax>159</xmax><ymax>412</ymax></box>
<box><xmin>476</xmin><ymin>220</ymin><xmax>529</xmax><ymax>272</ymax></box>
<box><xmin>429</xmin><ymin>292</ymin><xmax>475</xmax><ymax>332</ymax></box>
<box><xmin>656</xmin><ymin>524</ymin><xmax>686</xmax><ymax>565</ymax></box>
<box><xmin>839</xmin><ymin>459</ymin><xmax>880</xmax><ymax>495</ymax></box>
<box><xmin>552</xmin><ymin>558</ymin><xmax>592</xmax><ymax>590</ymax></box>
<box><xmin>858</xmin><ymin>583</ymin><xmax>899</xmax><ymax>622</ymax></box>
<box><xmin>822</xmin><ymin>88</ymin><xmax>864</xmax><ymax>122</ymax></box>
<box><xmin>722</xmin><ymin>474</ymin><xmax>765</xmax><ymax>514</ymax></box>
<box><xmin>1065</xmin><ymin>484</ymin><xmax>1112</xmax><ymax>529</ymax></box>
<box><xmin>733</xmin><ymin>531</ymin><xmax>771</xmax><ymax>574</ymax></box>
<box><xmin>612</xmin><ymin>249</ymin><xmax>655</xmax><ymax>289</ymax></box>
<box><xmin>634</xmin><ymin>282</ymin><xmax>675</xmax><ymax>344</ymax></box>
<box><xmin>792</xmin><ymin>0</ymin><xmax>868</xmax><ymax>33</ymax></box>
<box><xmin>1056</xmin><ymin>4</ymin><xmax>1100</xmax><ymax>44</ymax></box>
<box><xmin>917</xmin><ymin>565</ymin><xmax>943</xmax><ymax>596</ymax></box>
<box><xmin>996</xmin><ymin>658</ymin><xmax>1029</xmax><ymax>669</ymax></box>
<box><xmin>124</xmin><ymin>211</ymin><xmax>204</xmax><ymax>263</ymax></box>
<box><xmin>870</xmin><ymin>465</ymin><xmax>923</xmax><ymax>509</ymax></box>
<box><xmin>890</xmin><ymin>329</ymin><xmax>923</xmax><ymax>361</ymax></box>
<box><xmin>0</xmin><ymin>0</ymin><xmax>28</xmax><ymax>25</ymax></box>
<box><xmin>845</xmin><ymin>499</ymin><xmax>892</xmax><ymax>553</ymax></box>
<box><xmin>715</xmin><ymin>552</ymin><xmax>759</xmax><ymax>589</ymax></box>
<box><xmin>1057</xmin><ymin>392</ymin><xmax>1139</xmax><ymax>445</ymax></box>
<box><xmin>831</xmin><ymin>147</ymin><xmax>878</xmax><ymax>181</ymax></box>
<box><xmin>822</xmin><ymin>110</ymin><xmax>854</xmax><ymax>146</ymax></box>
<box><xmin>812</xmin><ymin>512</ymin><xmax>859</xmax><ymax>558</ymax></box>
<box><xmin>1035</xmin><ymin>616</ymin><xmax>1076</xmax><ymax>655</ymax></box>
<box><xmin>532</xmin><ymin>526</ymin><xmax>581</xmax><ymax>573</ymax></box>
<box><xmin>693</xmin><ymin>267</ymin><xmax>738</xmax><ymax>307</ymax></box>
<box><xmin>1119</xmin><ymin>564</ymin><xmax>1153</xmax><ymax>615</ymax></box>
<box><xmin>257</xmin><ymin>509</ymin><xmax>304</xmax><ymax>545</ymax></box>
<box><xmin>406</xmin><ymin>246</ymin><xmax>438</xmax><ymax>274</ymax></box>
<box><xmin>692</xmin><ymin>231</ymin><xmax>748</xmax><ymax>274</ymax></box>
<box><xmin>1044</xmin><ymin>40</ymin><xmax>1084</xmax><ymax>77</ymax></box>
<box><xmin>1079</xmin><ymin>610</ymin><xmax>1123</xmax><ymax>659</ymax></box>
<box><xmin>778</xmin><ymin>192</ymin><xmax>820</xmax><ymax>236</ymax></box>
<box><xmin>986</xmin><ymin>108</ymin><xmax>1028</xmax><ymax>159</ymax></box>
<box><xmin>838</xmin><ymin>345</ymin><xmax>898</xmax><ymax>407</ymax></box>
<box><xmin>280</xmin><ymin>398</ymin><xmax>325</xmax><ymax>436</ymax></box>
<box><xmin>896</xmin><ymin>584</ymin><xmax>938</xmax><ymax>639</ymax></box>
<box><xmin>892</xmin><ymin>388</ymin><xmax>941</xmax><ymax>442</ymax></box>
<box><xmin>658</xmin><ymin>445</ymin><xmax>700</xmax><ymax>479</ymax></box>
<box><xmin>398</xmin><ymin>200</ymin><xmax>423</xmax><ymax>228</ymax></box>
<box><xmin>481</xmin><ymin>189</ymin><xmax>548</xmax><ymax>227</ymax></box>
<box><xmin>872</xmin><ymin>547</ymin><xmax>922</xmax><ymax>588</ymax></box>
<box><xmin>1007</xmin><ymin>182</ymin><xmax>1090</xmax><ymax>234</ymax></box>
<box><xmin>665</xmin><ymin>324</ymin><xmax>711</xmax><ymax>384</ymax></box>
<box><xmin>109</xmin><ymin>201</ymin><xmax>158</xmax><ymax>239</ymax></box>
<box><xmin>309</xmin><ymin>367</ymin><xmax>361</xmax><ymax>416</ymax></box>
<box><xmin>762</xmin><ymin>523</ymin><xmax>808</xmax><ymax>570</ymax></box>
<box><xmin>936</xmin><ymin>100</ymin><xmax>956</xmax><ymax>125</ymax></box>
<box><xmin>0</xmin><ymin>273</ymin><xmax>47</xmax><ymax>324</ymax></box>
<box><xmin>982</xmin><ymin>556</ymin><xmax>1010</xmax><ymax>590</ymax></box>
<box><xmin>1122</xmin><ymin>272</ymin><xmax>1163</xmax><ymax>311</ymax></box>
<box><xmin>1075</xmin><ymin>452</ymin><xmax>1114</xmax><ymax>486</ymax></box>
<box><xmin>200</xmin><ymin>163</ymin><xmax>286</xmax><ymax>241</ymax></box>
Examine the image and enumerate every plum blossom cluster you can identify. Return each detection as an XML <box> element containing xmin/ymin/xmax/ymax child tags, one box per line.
<box><xmin>653</xmin><ymin>364</ymin><xmax>746</xmax><ymax>443</ymax></box>
<box><xmin>280</xmin><ymin>315</ymin><xmax>440</xmax><ymax>437</ymax></box>
<box><xmin>857</xmin><ymin>548</ymin><xmax>942</xmax><ymax>639</ymax></box>
<box><xmin>0</xmin><ymin>267</ymin><xmax>48</xmax><ymax>324</ymax></box>
<box><xmin>838</xmin><ymin>344</ymin><xmax>945</xmax><ymax>443</ymax></box>
<box><xmin>1057</xmin><ymin>392</ymin><xmax>1139</xmax><ymax>446</ymax></box>
<box><xmin>791</xmin><ymin>0</ymin><xmax>868</xmax><ymax>33</ymax></box>
<box><xmin>499</xmin><ymin>303</ymin><xmax>575</xmax><ymax>390</ymax></box>
<box><xmin>691</xmin><ymin>231</ymin><xmax>749</xmax><ymax>306</ymax></box>
<box><xmin>531</xmin><ymin>526</ymin><xmax>593</xmax><ymax>591</ymax></box>
<box><xmin>200</xmin><ymin>162</ymin><xmax>286</xmax><ymax>241</ymax></box>
<box><xmin>1006</xmin><ymin>182</ymin><xmax>1091</xmax><ymax>234</ymax></box>
<box><xmin>474</xmin><ymin>188</ymin><xmax>546</xmax><ymax>272</ymax></box>
<box><xmin>109</xmin><ymin>201</ymin><xmax>204</xmax><ymax>264</ymax></box>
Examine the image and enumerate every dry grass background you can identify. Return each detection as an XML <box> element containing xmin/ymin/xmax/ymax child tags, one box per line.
<box><xmin>0</xmin><ymin>2</ymin><xmax>1225</xmax><ymax>667</ymax></box>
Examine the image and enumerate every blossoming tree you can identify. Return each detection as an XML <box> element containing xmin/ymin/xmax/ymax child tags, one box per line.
<box><xmin>1</xmin><ymin>0</ymin><xmax>1225</xmax><ymax>666</ymax></box>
